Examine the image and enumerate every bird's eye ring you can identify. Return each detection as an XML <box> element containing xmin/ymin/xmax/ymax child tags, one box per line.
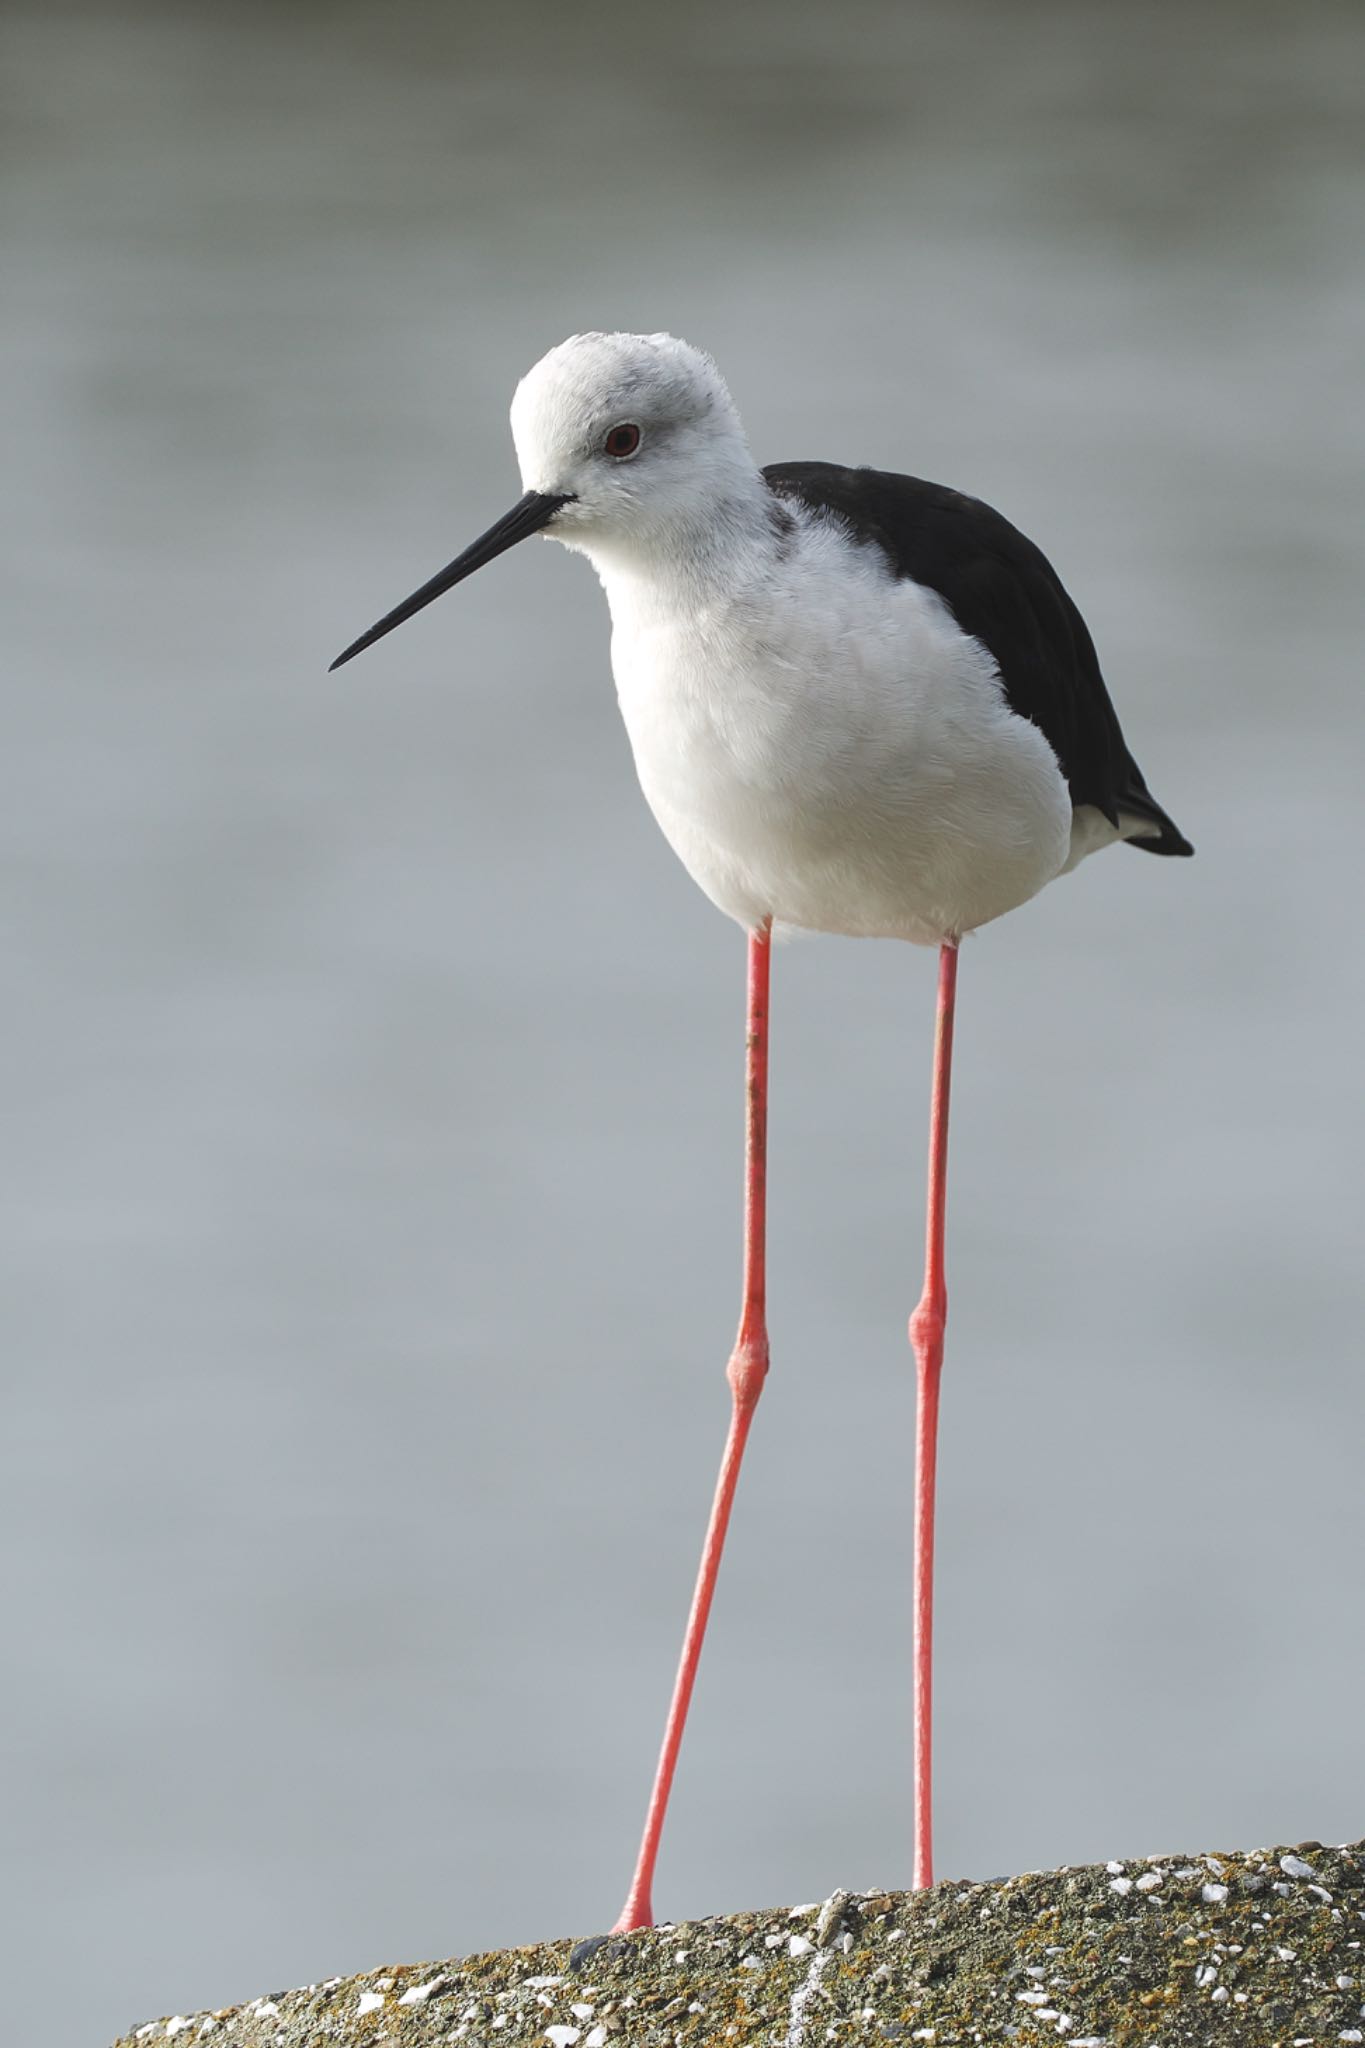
<box><xmin>603</xmin><ymin>423</ymin><xmax>642</xmax><ymax>459</ymax></box>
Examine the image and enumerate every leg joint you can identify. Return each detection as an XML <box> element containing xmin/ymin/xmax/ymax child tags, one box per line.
<box><xmin>727</xmin><ymin>1335</ymin><xmax>769</xmax><ymax>1408</ymax></box>
<box><xmin>909</xmin><ymin>1294</ymin><xmax>947</xmax><ymax>1360</ymax></box>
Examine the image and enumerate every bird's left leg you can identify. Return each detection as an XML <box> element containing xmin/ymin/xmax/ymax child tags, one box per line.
<box><xmin>612</xmin><ymin>920</ymin><xmax>772</xmax><ymax>1932</ymax></box>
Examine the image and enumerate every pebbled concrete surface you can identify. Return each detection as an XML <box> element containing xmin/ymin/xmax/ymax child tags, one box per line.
<box><xmin>110</xmin><ymin>1837</ymin><xmax>1365</xmax><ymax>2047</ymax></box>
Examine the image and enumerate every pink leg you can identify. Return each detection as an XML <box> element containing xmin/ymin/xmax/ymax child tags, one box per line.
<box><xmin>612</xmin><ymin>921</ymin><xmax>772</xmax><ymax>1933</ymax></box>
<box><xmin>909</xmin><ymin>940</ymin><xmax>959</xmax><ymax>1892</ymax></box>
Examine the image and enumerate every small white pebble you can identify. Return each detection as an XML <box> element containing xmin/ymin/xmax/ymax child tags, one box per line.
<box><xmin>1273</xmin><ymin>1882</ymin><xmax>1293</xmax><ymax>1896</ymax></box>
<box><xmin>374</xmin><ymin>1978</ymin><xmax>394</xmax><ymax>1992</ymax></box>
<box><xmin>1105</xmin><ymin>1860</ymin><xmax>1124</xmax><ymax>1875</ymax></box>
<box><xmin>1234</xmin><ymin>1990</ymin><xmax>1249</xmax><ymax>2003</ymax></box>
<box><xmin>526</xmin><ymin>1977</ymin><xmax>564</xmax><ymax>1989</ymax></box>
<box><xmin>1210</xmin><ymin>1987</ymin><xmax>1230</xmax><ymax>2003</ymax></box>
<box><xmin>1276</xmin><ymin>1946</ymin><xmax>1298</xmax><ymax>1962</ymax></box>
<box><xmin>1017</xmin><ymin>1990</ymin><xmax>1049</xmax><ymax>2006</ymax></box>
<box><xmin>1311</xmin><ymin>1884</ymin><xmax>1336</xmax><ymax>1903</ymax></box>
<box><xmin>1026</xmin><ymin>1966</ymin><xmax>1046</xmax><ymax>1980</ymax></box>
<box><xmin>1194</xmin><ymin>1964</ymin><xmax>1217</xmax><ymax>1988</ymax></box>
<box><xmin>164</xmin><ymin>2022</ymin><xmax>192</xmax><ymax>2038</ymax></box>
<box><xmin>911</xmin><ymin>2032</ymin><xmax>934</xmax><ymax>2042</ymax></box>
<box><xmin>1035</xmin><ymin>2011</ymin><xmax>1060</xmax><ymax>2022</ymax></box>
<box><xmin>840</xmin><ymin>1930</ymin><xmax>854</xmax><ymax>1954</ymax></box>
<box><xmin>545</xmin><ymin>2030</ymin><xmax>581</xmax><ymax>2048</ymax></box>
<box><xmin>584</xmin><ymin>2032</ymin><xmax>607</xmax><ymax>2048</ymax></box>
<box><xmin>1338</xmin><ymin>1975</ymin><xmax>1358</xmax><ymax>1990</ymax></box>
<box><xmin>570</xmin><ymin>2003</ymin><xmax>594</xmax><ymax>2020</ymax></box>
<box><xmin>399</xmin><ymin>1980</ymin><xmax>443</xmax><ymax>2007</ymax></box>
<box><xmin>674</xmin><ymin>1949</ymin><xmax>690</xmax><ymax>1963</ymax></box>
<box><xmin>1108</xmin><ymin>1877</ymin><xmax>1133</xmax><ymax>1896</ymax></box>
<box><xmin>1172</xmin><ymin>1866</ymin><xmax>1198</xmax><ymax>1879</ymax></box>
<box><xmin>1202</xmin><ymin>1883</ymin><xmax>1229</xmax><ymax>1904</ymax></box>
<box><xmin>356</xmin><ymin>1991</ymin><xmax>385</xmax><ymax>2016</ymax></box>
<box><xmin>740</xmin><ymin>1954</ymin><xmax>762</xmax><ymax>1970</ymax></box>
<box><xmin>1135</xmin><ymin>1872</ymin><xmax>1163</xmax><ymax>1892</ymax></box>
<box><xmin>1281</xmin><ymin>1854</ymin><xmax>1317</xmax><ymax>1880</ymax></box>
<box><xmin>1338</xmin><ymin>2032</ymin><xmax>1363</xmax><ymax>2044</ymax></box>
<box><xmin>789</xmin><ymin>1934</ymin><xmax>814</xmax><ymax>1958</ymax></box>
<box><xmin>764</xmin><ymin>1934</ymin><xmax>785</xmax><ymax>1950</ymax></box>
<box><xmin>251</xmin><ymin>2005</ymin><xmax>281</xmax><ymax>2020</ymax></box>
<box><xmin>1205</xmin><ymin>1856</ymin><xmax>1225</xmax><ymax>1875</ymax></box>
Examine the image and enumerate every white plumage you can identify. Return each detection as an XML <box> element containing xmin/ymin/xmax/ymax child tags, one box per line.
<box><xmin>509</xmin><ymin>329</ymin><xmax>1136</xmax><ymax>945</ymax></box>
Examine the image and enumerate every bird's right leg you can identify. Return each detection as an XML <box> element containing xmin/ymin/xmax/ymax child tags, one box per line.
<box><xmin>612</xmin><ymin>920</ymin><xmax>772</xmax><ymax>1933</ymax></box>
<box><xmin>909</xmin><ymin>939</ymin><xmax>958</xmax><ymax>1892</ymax></box>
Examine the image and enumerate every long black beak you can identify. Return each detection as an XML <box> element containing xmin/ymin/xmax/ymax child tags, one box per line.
<box><xmin>328</xmin><ymin>489</ymin><xmax>572</xmax><ymax>672</ymax></box>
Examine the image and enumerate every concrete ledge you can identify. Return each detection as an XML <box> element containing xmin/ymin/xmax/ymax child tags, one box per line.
<box><xmin>112</xmin><ymin>1836</ymin><xmax>1364</xmax><ymax>2047</ymax></box>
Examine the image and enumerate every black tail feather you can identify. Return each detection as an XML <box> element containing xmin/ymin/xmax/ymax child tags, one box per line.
<box><xmin>1117</xmin><ymin>784</ymin><xmax>1194</xmax><ymax>858</ymax></box>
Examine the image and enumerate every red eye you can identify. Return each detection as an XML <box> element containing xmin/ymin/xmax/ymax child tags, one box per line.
<box><xmin>604</xmin><ymin>423</ymin><xmax>641</xmax><ymax>459</ymax></box>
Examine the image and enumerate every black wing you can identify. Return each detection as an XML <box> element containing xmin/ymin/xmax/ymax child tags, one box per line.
<box><xmin>763</xmin><ymin>461</ymin><xmax>1192</xmax><ymax>857</ymax></box>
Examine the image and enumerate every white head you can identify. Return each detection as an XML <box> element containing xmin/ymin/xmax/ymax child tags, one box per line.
<box><xmin>510</xmin><ymin>331</ymin><xmax>757</xmax><ymax>554</ymax></box>
<box><xmin>330</xmin><ymin>332</ymin><xmax>760</xmax><ymax>669</ymax></box>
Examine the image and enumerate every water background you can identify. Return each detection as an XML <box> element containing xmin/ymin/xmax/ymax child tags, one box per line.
<box><xmin>5</xmin><ymin>3</ymin><xmax>1365</xmax><ymax>2040</ymax></box>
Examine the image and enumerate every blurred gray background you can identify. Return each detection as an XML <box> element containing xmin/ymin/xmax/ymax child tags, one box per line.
<box><xmin>5</xmin><ymin>1</ymin><xmax>1364</xmax><ymax>2040</ymax></box>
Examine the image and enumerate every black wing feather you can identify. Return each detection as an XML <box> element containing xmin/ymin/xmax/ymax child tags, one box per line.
<box><xmin>763</xmin><ymin>462</ymin><xmax>1192</xmax><ymax>857</ymax></box>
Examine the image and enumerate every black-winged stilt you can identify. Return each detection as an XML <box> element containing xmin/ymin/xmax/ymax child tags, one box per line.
<box><xmin>331</xmin><ymin>330</ymin><xmax>1192</xmax><ymax>1930</ymax></box>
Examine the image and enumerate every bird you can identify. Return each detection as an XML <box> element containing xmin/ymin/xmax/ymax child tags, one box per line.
<box><xmin>330</xmin><ymin>329</ymin><xmax>1192</xmax><ymax>1932</ymax></box>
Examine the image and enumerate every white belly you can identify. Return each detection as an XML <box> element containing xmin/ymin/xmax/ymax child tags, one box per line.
<box><xmin>608</xmin><ymin>566</ymin><xmax>1073</xmax><ymax>946</ymax></box>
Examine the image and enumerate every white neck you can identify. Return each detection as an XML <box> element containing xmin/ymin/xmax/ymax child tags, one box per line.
<box><xmin>572</xmin><ymin>465</ymin><xmax>776</xmax><ymax>620</ymax></box>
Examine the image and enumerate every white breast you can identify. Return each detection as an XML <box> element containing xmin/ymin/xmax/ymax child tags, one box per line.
<box><xmin>599</xmin><ymin>515</ymin><xmax>1072</xmax><ymax>946</ymax></box>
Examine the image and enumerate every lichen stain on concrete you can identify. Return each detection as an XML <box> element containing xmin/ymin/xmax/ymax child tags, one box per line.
<box><xmin>110</xmin><ymin>1837</ymin><xmax>1365</xmax><ymax>2047</ymax></box>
